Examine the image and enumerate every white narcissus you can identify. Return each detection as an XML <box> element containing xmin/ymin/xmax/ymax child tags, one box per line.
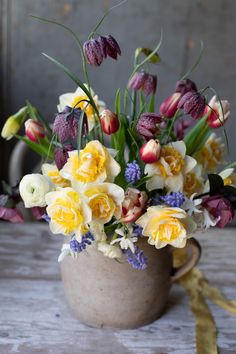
<box><xmin>82</xmin><ymin>183</ymin><xmax>124</xmax><ymax>224</ymax></box>
<box><xmin>57</xmin><ymin>86</ymin><xmax>105</xmax><ymax>131</ymax></box>
<box><xmin>145</xmin><ymin>141</ymin><xmax>196</xmax><ymax>192</ymax></box>
<box><xmin>19</xmin><ymin>174</ymin><xmax>54</xmax><ymax>208</ymax></box>
<box><xmin>45</xmin><ymin>187</ymin><xmax>92</xmax><ymax>241</ymax></box>
<box><xmin>136</xmin><ymin>206</ymin><xmax>196</xmax><ymax>249</ymax></box>
<box><xmin>60</xmin><ymin>140</ymin><xmax>121</xmax><ymax>186</ymax></box>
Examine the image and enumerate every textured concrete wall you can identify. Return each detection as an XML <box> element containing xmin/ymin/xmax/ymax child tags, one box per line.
<box><xmin>1</xmin><ymin>0</ymin><xmax>236</xmax><ymax>179</ymax></box>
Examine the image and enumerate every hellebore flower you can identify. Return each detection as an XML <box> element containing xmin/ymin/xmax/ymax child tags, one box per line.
<box><xmin>99</xmin><ymin>35</ymin><xmax>121</xmax><ymax>60</ymax></box>
<box><xmin>175</xmin><ymin>79</ymin><xmax>198</xmax><ymax>95</ymax></box>
<box><xmin>25</xmin><ymin>119</ymin><xmax>45</xmax><ymax>142</ymax></box>
<box><xmin>204</xmin><ymin>95</ymin><xmax>230</xmax><ymax>128</ymax></box>
<box><xmin>160</xmin><ymin>92</ymin><xmax>182</xmax><ymax>118</ymax></box>
<box><xmin>136</xmin><ymin>112</ymin><xmax>162</xmax><ymax>140</ymax></box>
<box><xmin>128</xmin><ymin>72</ymin><xmax>157</xmax><ymax>96</ymax></box>
<box><xmin>53</xmin><ymin>106</ymin><xmax>88</xmax><ymax>143</ymax></box>
<box><xmin>178</xmin><ymin>91</ymin><xmax>206</xmax><ymax>119</ymax></box>
<box><xmin>121</xmin><ymin>188</ymin><xmax>148</xmax><ymax>223</ymax></box>
<box><xmin>140</xmin><ymin>139</ymin><xmax>161</xmax><ymax>163</ymax></box>
<box><xmin>54</xmin><ymin>145</ymin><xmax>74</xmax><ymax>170</ymax></box>
<box><xmin>100</xmin><ymin>109</ymin><xmax>120</xmax><ymax>135</ymax></box>
<box><xmin>202</xmin><ymin>195</ymin><xmax>234</xmax><ymax>228</ymax></box>
<box><xmin>83</xmin><ymin>38</ymin><xmax>103</xmax><ymax>66</ymax></box>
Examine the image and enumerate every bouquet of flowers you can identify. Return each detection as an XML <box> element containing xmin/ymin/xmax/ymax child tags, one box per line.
<box><xmin>1</xmin><ymin>9</ymin><xmax>236</xmax><ymax>271</ymax></box>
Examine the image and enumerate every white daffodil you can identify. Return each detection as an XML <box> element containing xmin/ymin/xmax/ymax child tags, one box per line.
<box><xmin>111</xmin><ymin>226</ymin><xmax>138</xmax><ymax>253</ymax></box>
<box><xmin>145</xmin><ymin>141</ymin><xmax>196</xmax><ymax>192</ymax></box>
<box><xmin>57</xmin><ymin>85</ymin><xmax>105</xmax><ymax>131</ymax></box>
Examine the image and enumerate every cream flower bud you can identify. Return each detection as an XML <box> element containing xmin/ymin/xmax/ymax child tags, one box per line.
<box><xmin>19</xmin><ymin>174</ymin><xmax>54</xmax><ymax>208</ymax></box>
<box><xmin>25</xmin><ymin>119</ymin><xmax>45</xmax><ymax>142</ymax></box>
<box><xmin>100</xmin><ymin>109</ymin><xmax>120</xmax><ymax>135</ymax></box>
<box><xmin>1</xmin><ymin>106</ymin><xmax>28</xmax><ymax>140</ymax></box>
<box><xmin>97</xmin><ymin>242</ymin><xmax>122</xmax><ymax>258</ymax></box>
<box><xmin>140</xmin><ymin>139</ymin><xmax>161</xmax><ymax>163</ymax></box>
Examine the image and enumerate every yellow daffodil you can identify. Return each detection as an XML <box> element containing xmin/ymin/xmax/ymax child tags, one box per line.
<box><xmin>194</xmin><ymin>133</ymin><xmax>224</xmax><ymax>172</ymax></box>
<box><xmin>183</xmin><ymin>165</ymin><xmax>203</xmax><ymax>197</ymax></box>
<box><xmin>42</xmin><ymin>163</ymin><xmax>70</xmax><ymax>188</ymax></box>
<box><xmin>145</xmin><ymin>141</ymin><xmax>196</xmax><ymax>192</ymax></box>
<box><xmin>57</xmin><ymin>86</ymin><xmax>105</xmax><ymax>131</ymax></box>
<box><xmin>136</xmin><ymin>206</ymin><xmax>196</xmax><ymax>249</ymax></box>
<box><xmin>60</xmin><ymin>140</ymin><xmax>120</xmax><ymax>185</ymax></box>
<box><xmin>82</xmin><ymin>183</ymin><xmax>124</xmax><ymax>224</ymax></box>
<box><xmin>45</xmin><ymin>187</ymin><xmax>92</xmax><ymax>241</ymax></box>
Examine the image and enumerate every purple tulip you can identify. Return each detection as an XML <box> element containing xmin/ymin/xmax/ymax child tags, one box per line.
<box><xmin>137</xmin><ymin>112</ymin><xmax>162</xmax><ymax>140</ymax></box>
<box><xmin>202</xmin><ymin>195</ymin><xmax>234</xmax><ymax>228</ymax></box>
<box><xmin>178</xmin><ymin>91</ymin><xmax>206</xmax><ymax>119</ymax></box>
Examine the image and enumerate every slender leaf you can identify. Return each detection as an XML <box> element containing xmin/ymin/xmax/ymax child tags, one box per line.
<box><xmin>180</xmin><ymin>41</ymin><xmax>204</xmax><ymax>80</ymax></box>
<box><xmin>26</xmin><ymin>100</ymin><xmax>52</xmax><ymax>135</ymax></box>
<box><xmin>15</xmin><ymin>135</ymin><xmax>54</xmax><ymax>160</ymax></box>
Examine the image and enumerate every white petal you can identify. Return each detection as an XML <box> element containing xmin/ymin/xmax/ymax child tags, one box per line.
<box><xmin>184</xmin><ymin>156</ymin><xmax>197</xmax><ymax>173</ymax></box>
<box><xmin>146</xmin><ymin>175</ymin><xmax>165</xmax><ymax>191</ymax></box>
<box><xmin>165</xmin><ymin>174</ymin><xmax>183</xmax><ymax>192</ymax></box>
<box><xmin>168</xmin><ymin>141</ymin><xmax>186</xmax><ymax>157</ymax></box>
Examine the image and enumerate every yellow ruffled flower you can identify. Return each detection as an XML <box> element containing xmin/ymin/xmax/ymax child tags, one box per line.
<box><xmin>60</xmin><ymin>140</ymin><xmax>120</xmax><ymax>185</ymax></box>
<box><xmin>194</xmin><ymin>133</ymin><xmax>224</xmax><ymax>172</ymax></box>
<box><xmin>57</xmin><ymin>86</ymin><xmax>105</xmax><ymax>131</ymax></box>
<box><xmin>42</xmin><ymin>163</ymin><xmax>70</xmax><ymax>188</ymax></box>
<box><xmin>82</xmin><ymin>183</ymin><xmax>124</xmax><ymax>224</ymax></box>
<box><xmin>136</xmin><ymin>206</ymin><xmax>196</xmax><ymax>249</ymax></box>
<box><xmin>45</xmin><ymin>188</ymin><xmax>92</xmax><ymax>241</ymax></box>
<box><xmin>145</xmin><ymin>141</ymin><xmax>196</xmax><ymax>192</ymax></box>
<box><xmin>183</xmin><ymin>165</ymin><xmax>203</xmax><ymax>197</ymax></box>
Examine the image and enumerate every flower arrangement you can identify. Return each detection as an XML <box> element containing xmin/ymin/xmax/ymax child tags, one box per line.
<box><xmin>1</xmin><ymin>7</ymin><xmax>236</xmax><ymax>272</ymax></box>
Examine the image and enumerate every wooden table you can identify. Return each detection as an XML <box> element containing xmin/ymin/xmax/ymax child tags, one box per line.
<box><xmin>0</xmin><ymin>223</ymin><xmax>235</xmax><ymax>354</ymax></box>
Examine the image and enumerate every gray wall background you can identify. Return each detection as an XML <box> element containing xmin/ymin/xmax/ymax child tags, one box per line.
<box><xmin>1</xmin><ymin>0</ymin><xmax>236</xmax><ymax>182</ymax></box>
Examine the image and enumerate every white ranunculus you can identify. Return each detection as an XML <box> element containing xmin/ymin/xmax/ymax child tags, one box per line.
<box><xmin>97</xmin><ymin>242</ymin><xmax>122</xmax><ymax>259</ymax></box>
<box><xmin>19</xmin><ymin>174</ymin><xmax>54</xmax><ymax>208</ymax></box>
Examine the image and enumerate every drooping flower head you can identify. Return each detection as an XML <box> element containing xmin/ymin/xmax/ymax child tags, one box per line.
<box><xmin>145</xmin><ymin>141</ymin><xmax>197</xmax><ymax>192</ymax></box>
<box><xmin>175</xmin><ymin>79</ymin><xmax>198</xmax><ymax>95</ymax></box>
<box><xmin>136</xmin><ymin>206</ymin><xmax>196</xmax><ymax>248</ymax></box>
<box><xmin>178</xmin><ymin>91</ymin><xmax>206</xmax><ymax>119</ymax></box>
<box><xmin>128</xmin><ymin>72</ymin><xmax>157</xmax><ymax>96</ymax></box>
<box><xmin>54</xmin><ymin>144</ymin><xmax>74</xmax><ymax>170</ymax></box>
<box><xmin>53</xmin><ymin>106</ymin><xmax>88</xmax><ymax>143</ymax></box>
<box><xmin>99</xmin><ymin>35</ymin><xmax>121</xmax><ymax>60</ymax></box>
<box><xmin>159</xmin><ymin>92</ymin><xmax>182</xmax><ymax>118</ymax></box>
<box><xmin>136</xmin><ymin>112</ymin><xmax>162</xmax><ymax>140</ymax></box>
<box><xmin>45</xmin><ymin>187</ymin><xmax>92</xmax><ymax>241</ymax></box>
<box><xmin>61</xmin><ymin>140</ymin><xmax>120</xmax><ymax>185</ymax></box>
<box><xmin>125</xmin><ymin>160</ymin><xmax>142</xmax><ymax>184</ymax></box>
<box><xmin>57</xmin><ymin>86</ymin><xmax>105</xmax><ymax>131</ymax></box>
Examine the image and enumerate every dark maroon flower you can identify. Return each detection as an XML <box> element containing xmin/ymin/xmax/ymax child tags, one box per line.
<box><xmin>175</xmin><ymin>117</ymin><xmax>195</xmax><ymax>140</ymax></box>
<box><xmin>0</xmin><ymin>207</ymin><xmax>24</xmax><ymax>223</ymax></box>
<box><xmin>129</xmin><ymin>72</ymin><xmax>157</xmax><ymax>96</ymax></box>
<box><xmin>54</xmin><ymin>144</ymin><xmax>74</xmax><ymax>170</ymax></box>
<box><xmin>160</xmin><ymin>92</ymin><xmax>182</xmax><ymax>118</ymax></box>
<box><xmin>137</xmin><ymin>112</ymin><xmax>162</xmax><ymax>140</ymax></box>
<box><xmin>53</xmin><ymin>106</ymin><xmax>88</xmax><ymax>144</ymax></box>
<box><xmin>178</xmin><ymin>91</ymin><xmax>206</xmax><ymax>119</ymax></box>
<box><xmin>100</xmin><ymin>35</ymin><xmax>121</xmax><ymax>60</ymax></box>
<box><xmin>175</xmin><ymin>79</ymin><xmax>198</xmax><ymax>95</ymax></box>
<box><xmin>202</xmin><ymin>195</ymin><xmax>234</xmax><ymax>228</ymax></box>
<box><xmin>83</xmin><ymin>38</ymin><xmax>103</xmax><ymax>66</ymax></box>
<box><xmin>31</xmin><ymin>207</ymin><xmax>46</xmax><ymax>220</ymax></box>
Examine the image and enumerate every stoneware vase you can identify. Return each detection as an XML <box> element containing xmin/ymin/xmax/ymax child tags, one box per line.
<box><xmin>60</xmin><ymin>237</ymin><xmax>201</xmax><ymax>329</ymax></box>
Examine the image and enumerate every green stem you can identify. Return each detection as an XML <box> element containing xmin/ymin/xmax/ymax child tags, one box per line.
<box><xmin>180</xmin><ymin>40</ymin><xmax>204</xmax><ymax>80</ymax></box>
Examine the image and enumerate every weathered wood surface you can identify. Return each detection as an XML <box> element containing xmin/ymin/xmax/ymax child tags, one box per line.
<box><xmin>0</xmin><ymin>223</ymin><xmax>236</xmax><ymax>353</ymax></box>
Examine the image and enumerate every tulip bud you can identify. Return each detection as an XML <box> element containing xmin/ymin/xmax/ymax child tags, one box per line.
<box><xmin>160</xmin><ymin>92</ymin><xmax>182</xmax><ymax>118</ymax></box>
<box><xmin>25</xmin><ymin>119</ymin><xmax>45</xmax><ymax>142</ymax></box>
<box><xmin>100</xmin><ymin>109</ymin><xmax>120</xmax><ymax>135</ymax></box>
<box><xmin>204</xmin><ymin>95</ymin><xmax>230</xmax><ymax>128</ymax></box>
<box><xmin>140</xmin><ymin>139</ymin><xmax>161</xmax><ymax>163</ymax></box>
<box><xmin>1</xmin><ymin>106</ymin><xmax>28</xmax><ymax>140</ymax></box>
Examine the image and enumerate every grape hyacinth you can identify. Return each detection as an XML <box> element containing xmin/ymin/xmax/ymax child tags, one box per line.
<box><xmin>126</xmin><ymin>246</ymin><xmax>148</xmax><ymax>270</ymax></box>
<box><xmin>70</xmin><ymin>232</ymin><xmax>94</xmax><ymax>253</ymax></box>
<box><xmin>125</xmin><ymin>160</ymin><xmax>142</xmax><ymax>184</ymax></box>
<box><xmin>132</xmin><ymin>224</ymin><xmax>143</xmax><ymax>237</ymax></box>
<box><xmin>160</xmin><ymin>192</ymin><xmax>185</xmax><ymax>207</ymax></box>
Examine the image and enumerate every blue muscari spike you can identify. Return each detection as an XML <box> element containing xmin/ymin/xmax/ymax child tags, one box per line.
<box><xmin>160</xmin><ymin>192</ymin><xmax>185</xmax><ymax>207</ymax></box>
<box><xmin>125</xmin><ymin>160</ymin><xmax>142</xmax><ymax>184</ymax></box>
<box><xmin>126</xmin><ymin>246</ymin><xmax>148</xmax><ymax>270</ymax></box>
<box><xmin>70</xmin><ymin>232</ymin><xmax>94</xmax><ymax>253</ymax></box>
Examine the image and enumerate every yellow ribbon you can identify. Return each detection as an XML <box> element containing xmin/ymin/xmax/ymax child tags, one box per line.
<box><xmin>173</xmin><ymin>249</ymin><xmax>236</xmax><ymax>354</ymax></box>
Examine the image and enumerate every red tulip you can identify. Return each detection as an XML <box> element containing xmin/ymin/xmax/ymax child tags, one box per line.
<box><xmin>204</xmin><ymin>96</ymin><xmax>230</xmax><ymax>128</ymax></box>
<box><xmin>100</xmin><ymin>109</ymin><xmax>120</xmax><ymax>135</ymax></box>
<box><xmin>160</xmin><ymin>92</ymin><xmax>181</xmax><ymax>118</ymax></box>
<box><xmin>25</xmin><ymin>119</ymin><xmax>45</xmax><ymax>142</ymax></box>
<box><xmin>140</xmin><ymin>139</ymin><xmax>161</xmax><ymax>163</ymax></box>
